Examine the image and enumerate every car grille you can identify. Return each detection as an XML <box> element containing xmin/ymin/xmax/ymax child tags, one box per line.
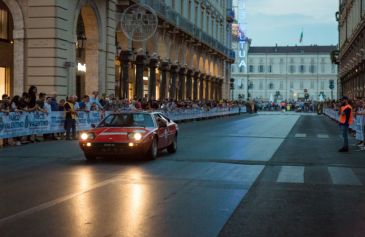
<box><xmin>92</xmin><ymin>143</ymin><xmax>131</xmax><ymax>153</ymax></box>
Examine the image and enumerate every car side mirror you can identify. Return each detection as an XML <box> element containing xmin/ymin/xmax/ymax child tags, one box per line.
<box><xmin>91</xmin><ymin>124</ymin><xmax>96</xmax><ymax>128</ymax></box>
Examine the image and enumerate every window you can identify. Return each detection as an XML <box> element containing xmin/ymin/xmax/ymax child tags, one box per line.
<box><xmin>309</xmin><ymin>65</ymin><xmax>316</xmax><ymax>73</ymax></box>
<box><xmin>0</xmin><ymin>8</ymin><xmax>9</xmax><ymax>40</ymax></box>
<box><xmin>268</xmin><ymin>82</ymin><xmax>274</xmax><ymax>89</ymax></box>
<box><xmin>259</xmin><ymin>65</ymin><xmax>265</xmax><ymax>73</ymax></box>
<box><xmin>310</xmin><ymin>80</ymin><xmax>314</xmax><ymax>89</ymax></box>
<box><xmin>259</xmin><ymin>81</ymin><xmax>263</xmax><ymax>90</ymax></box>
<box><xmin>290</xmin><ymin>65</ymin><xmax>296</xmax><ymax>73</ymax></box>
<box><xmin>188</xmin><ymin>0</ymin><xmax>191</xmax><ymax>19</ymax></box>
<box><xmin>321</xmin><ymin>81</ymin><xmax>324</xmax><ymax>90</ymax></box>
<box><xmin>172</xmin><ymin>0</ymin><xmax>176</xmax><ymax>9</ymax></box>
<box><xmin>299</xmin><ymin>65</ymin><xmax>305</xmax><ymax>73</ymax></box>
<box><xmin>321</xmin><ymin>63</ymin><xmax>325</xmax><ymax>73</ymax></box>
<box><xmin>331</xmin><ymin>65</ymin><xmax>336</xmax><ymax>73</ymax></box>
<box><xmin>300</xmin><ymin>81</ymin><xmax>304</xmax><ymax>89</ymax></box>
<box><xmin>98</xmin><ymin>113</ymin><xmax>155</xmax><ymax>128</ymax></box>
<box><xmin>290</xmin><ymin>81</ymin><xmax>294</xmax><ymax>89</ymax></box>
<box><xmin>249</xmin><ymin>65</ymin><xmax>254</xmax><ymax>73</ymax></box>
<box><xmin>239</xmin><ymin>66</ymin><xmax>244</xmax><ymax>73</ymax></box>
<box><xmin>195</xmin><ymin>4</ymin><xmax>198</xmax><ymax>25</ymax></box>
<box><xmin>280</xmin><ymin>81</ymin><xmax>284</xmax><ymax>90</ymax></box>
<box><xmin>268</xmin><ymin>65</ymin><xmax>273</xmax><ymax>73</ymax></box>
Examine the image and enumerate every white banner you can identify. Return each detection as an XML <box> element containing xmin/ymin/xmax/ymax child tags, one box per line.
<box><xmin>0</xmin><ymin>107</ymin><xmax>244</xmax><ymax>139</ymax></box>
<box><xmin>0</xmin><ymin>111</ymin><xmax>103</xmax><ymax>139</ymax></box>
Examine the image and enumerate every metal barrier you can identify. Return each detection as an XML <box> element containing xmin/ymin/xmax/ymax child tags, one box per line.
<box><xmin>324</xmin><ymin>108</ymin><xmax>364</xmax><ymax>140</ymax></box>
<box><xmin>0</xmin><ymin>107</ymin><xmax>245</xmax><ymax>139</ymax></box>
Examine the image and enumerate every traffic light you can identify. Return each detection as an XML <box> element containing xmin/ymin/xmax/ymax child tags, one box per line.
<box><xmin>329</xmin><ymin>80</ymin><xmax>334</xmax><ymax>90</ymax></box>
<box><xmin>230</xmin><ymin>78</ymin><xmax>235</xmax><ymax>90</ymax></box>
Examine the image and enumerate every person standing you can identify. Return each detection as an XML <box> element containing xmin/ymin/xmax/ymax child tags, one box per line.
<box><xmin>64</xmin><ymin>96</ymin><xmax>77</xmax><ymax>140</ymax></box>
<box><xmin>338</xmin><ymin>96</ymin><xmax>353</xmax><ymax>152</ymax></box>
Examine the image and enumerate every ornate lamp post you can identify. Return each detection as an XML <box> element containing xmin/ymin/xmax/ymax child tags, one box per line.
<box><xmin>77</xmin><ymin>33</ymin><xmax>86</xmax><ymax>60</ymax></box>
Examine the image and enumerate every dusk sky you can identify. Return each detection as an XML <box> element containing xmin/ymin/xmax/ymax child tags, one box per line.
<box><xmin>245</xmin><ymin>0</ymin><xmax>339</xmax><ymax>46</ymax></box>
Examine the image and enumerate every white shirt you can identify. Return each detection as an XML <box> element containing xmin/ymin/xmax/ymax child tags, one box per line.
<box><xmin>44</xmin><ymin>103</ymin><xmax>52</xmax><ymax>114</ymax></box>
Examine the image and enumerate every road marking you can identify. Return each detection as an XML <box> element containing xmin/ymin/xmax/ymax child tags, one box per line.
<box><xmin>277</xmin><ymin>166</ymin><xmax>305</xmax><ymax>183</ymax></box>
<box><xmin>0</xmin><ymin>177</ymin><xmax>119</xmax><ymax>226</ymax></box>
<box><xmin>317</xmin><ymin>134</ymin><xmax>329</xmax><ymax>139</ymax></box>
<box><xmin>295</xmin><ymin>133</ymin><xmax>306</xmax><ymax>138</ymax></box>
<box><xmin>328</xmin><ymin>167</ymin><xmax>362</xmax><ymax>186</ymax></box>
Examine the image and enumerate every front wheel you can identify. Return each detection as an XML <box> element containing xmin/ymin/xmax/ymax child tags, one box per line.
<box><xmin>167</xmin><ymin>135</ymin><xmax>177</xmax><ymax>153</ymax></box>
<box><xmin>147</xmin><ymin>138</ymin><xmax>158</xmax><ymax>160</ymax></box>
<box><xmin>84</xmin><ymin>153</ymin><xmax>96</xmax><ymax>161</ymax></box>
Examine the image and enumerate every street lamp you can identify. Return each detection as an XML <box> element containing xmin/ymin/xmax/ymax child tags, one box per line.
<box><xmin>77</xmin><ymin>32</ymin><xmax>86</xmax><ymax>59</ymax></box>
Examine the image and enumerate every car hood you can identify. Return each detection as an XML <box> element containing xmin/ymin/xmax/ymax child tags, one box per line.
<box><xmin>90</xmin><ymin>127</ymin><xmax>153</xmax><ymax>143</ymax></box>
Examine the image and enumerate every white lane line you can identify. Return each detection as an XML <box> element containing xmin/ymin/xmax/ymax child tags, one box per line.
<box><xmin>328</xmin><ymin>167</ymin><xmax>362</xmax><ymax>186</ymax></box>
<box><xmin>295</xmin><ymin>133</ymin><xmax>307</xmax><ymax>138</ymax></box>
<box><xmin>0</xmin><ymin>177</ymin><xmax>119</xmax><ymax>226</ymax></box>
<box><xmin>277</xmin><ymin>166</ymin><xmax>305</xmax><ymax>183</ymax></box>
<box><xmin>317</xmin><ymin>134</ymin><xmax>329</xmax><ymax>139</ymax></box>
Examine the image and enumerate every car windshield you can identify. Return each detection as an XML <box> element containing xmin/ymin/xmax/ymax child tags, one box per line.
<box><xmin>98</xmin><ymin>113</ymin><xmax>155</xmax><ymax>128</ymax></box>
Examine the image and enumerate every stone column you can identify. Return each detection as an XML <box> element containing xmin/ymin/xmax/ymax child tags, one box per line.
<box><xmin>178</xmin><ymin>67</ymin><xmax>186</xmax><ymax>100</ymax></box>
<box><xmin>193</xmin><ymin>71</ymin><xmax>200</xmax><ymax>101</ymax></box>
<box><xmin>205</xmin><ymin>75</ymin><xmax>210</xmax><ymax>100</ymax></box>
<box><xmin>159</xmin><ymin>61</ymin><xmax>170</xmax><ymax>101</ymax></box>
<box><xmin>148</xmin><ymin>57</ymin><xmax>159</xmax><ymax>100</ymax></box>
<box><xmin>13</xmin><ymin>31</ymin><xmax>25</xmax><ymax>96</ymax></box>
<box><xmin>169</xmin><ymin>64</ymin><xmax>178</xmax><ymax>100</ymax></box>
<box><xmin>212</xmin><ymin>77</ymin><xmax>217</xmax><ymax>100</ymax></box>
<box><xmin>186</xmin><ymin>69</ymin><xmax>193</xmax><ymax>100</ymax></box>
<box><xmin>135</xmin><ymin>54</ymin><xmax>146</xmax><ymax>100</ymax></box>
<box><xmin>215</xmin><ymin>78</ymin><xmax>220</xmax><ymax>101</ymax></box>
<box><xmin>210</xmin><ymin>77</ymin><xmax>215</xmax><ymax>100</ymax></box>
<box><xmin>219</xmin><ymin>79</ymin><xmax>223</xmax><ymax>100</ymax></box>
<box><xmin>120</xmin><ymin>50</ymin><xmax>131</xmax><ymax>99</ymax></box>
<box><xmin>199</xmin><ymin>73</ymin><xmax>205</xmax><ymax>100</ymax></box>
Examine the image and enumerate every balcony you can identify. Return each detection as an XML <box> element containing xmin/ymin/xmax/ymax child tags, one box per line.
<box><xmin>130</xmin><ymin>0</ymin><xmax>235</xmax><ymax>61</ymax></box>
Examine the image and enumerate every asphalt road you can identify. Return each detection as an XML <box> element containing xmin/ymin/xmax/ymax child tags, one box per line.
<box><xmin>0</xmin><ymin>112</ymin><xmax>364</xmax><ymax>237</ymax></box>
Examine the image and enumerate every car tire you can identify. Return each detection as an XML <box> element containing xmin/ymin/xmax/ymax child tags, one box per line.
<box><xmin>147</xmin><ymin>138</ymin><xmax>158</xmax><ymax>160</ymax></box>
<box><xmin>84</xmin><ymin>153</ymin><xmax>96</xmax><ymax>161</ymax></box>
<box><xmin>167</xmin><ymin>135</ymin><xmax>177</xmax><ymax>153</ymax></box>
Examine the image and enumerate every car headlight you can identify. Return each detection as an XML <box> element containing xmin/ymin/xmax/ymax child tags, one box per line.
<box><xmin>128</xmin><ymin>132</ymin><xmax>143</xmax><ymax>141</ymax></box>
<box><xmin>80</xmin><ymin>132</ymin><xmax>95</xmax><ymax>141</ymax></box>
<box><xmin>81</xmin><ymin>133</ymin><xmax>88</xmax><ymax>140</ymax></box>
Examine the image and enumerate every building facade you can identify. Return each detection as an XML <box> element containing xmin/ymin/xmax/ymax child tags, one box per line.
<box><xmin>232</xmin><ymin>45</ymin><xmax>338</xmax><ymax>101</ymax></box>
<box><xmin>338</xmin><ymin>0</ymin><xmax>365</xmax><ymax>99</ymax></box>
<box><xmin>0</xmin><ymin>0</ymin><xmax>234</xmax><ymax>101</ymax></box>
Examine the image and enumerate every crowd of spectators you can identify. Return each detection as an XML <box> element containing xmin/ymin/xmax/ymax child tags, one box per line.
<box><xmin>0</xmin><ymin>86</ymin><xmax>246</xmax><ymax>146</ymax></box>
<box><xmin>250</xmin><ymin>99</ymin><xmax>318</xmax><ymax>113</ymax></box>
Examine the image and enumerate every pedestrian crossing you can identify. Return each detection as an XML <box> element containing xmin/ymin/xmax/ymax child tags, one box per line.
<box><xmin>275</xmin><ymin>165</ymin><xmax>363</xmax><ymax>186</ymax></box>
<box><xmin>277</xmin><ymin>166</ymin><xmax>304</xmax><ymax>183</ymax></box>
<box><xmin>294</xmin><ymin>133</ymin><xmax>333</xmax><ymax>139</ymax></box>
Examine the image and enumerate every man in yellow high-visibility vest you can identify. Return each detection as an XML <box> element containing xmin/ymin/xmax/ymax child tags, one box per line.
<box><xmin>338</xmin><ymin>96</ymin><xmax>353</xmax><ymax>152</ymax></box>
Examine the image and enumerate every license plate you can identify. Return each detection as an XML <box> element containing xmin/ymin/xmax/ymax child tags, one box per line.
<box><xmin>103</xmin><ymin>143</ymin><xmax>115</xmax><ymax>147</ymax></box>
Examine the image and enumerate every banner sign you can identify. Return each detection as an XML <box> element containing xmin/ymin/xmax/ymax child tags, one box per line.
<box><xmin>0</xmin><ymin>111</ymin><xmax>103</xmax><ymax>139</ymax></box>
<box><xmin>0</xmin><ymin>107</ymin><xmax>244</xmax><ymax>139</ymax></box>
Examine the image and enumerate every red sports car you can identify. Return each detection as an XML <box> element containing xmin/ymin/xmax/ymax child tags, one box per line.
<box><xmin>79</xmin><ymin>111</ymin><xmax>178</xmax><ymax>161</ymax></box>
